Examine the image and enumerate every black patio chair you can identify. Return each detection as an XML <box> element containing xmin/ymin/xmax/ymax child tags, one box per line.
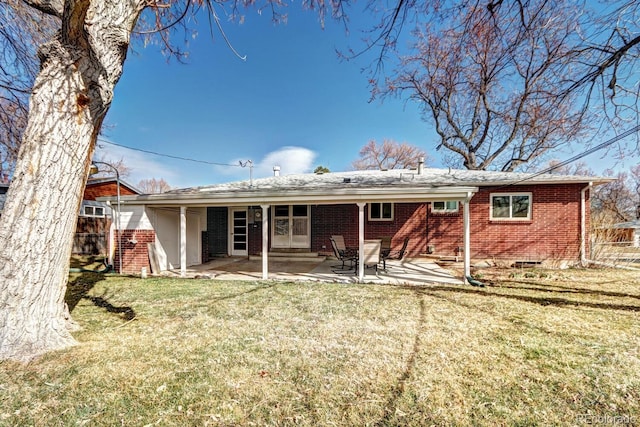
<box><xmin>330</xmin><ymin>237</ymin><xmax>357</xmax><ymax>272</ymax></box>
<box><xmin>381</xmin><ymin>237</ymin><xmax>409</xmax><ymax>270</ymax></box>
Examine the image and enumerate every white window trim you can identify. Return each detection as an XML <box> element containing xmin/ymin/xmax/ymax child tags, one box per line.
<box><xmin>432</xmin><ymin>201</ymin><xmax>459</xmax><ymax>213</ymax></box>
<box><xmin>368</xmin><ymin>202</ymin><xmax>394</xmax><ymax>221</ymax></box>
<box><xmin>490</xmin><ymin>192</ymin><xmax>532</xmax><ymax>220</ymax></box>
<box><xmin>81</xmin><ymin>205</ymin><xmax>106</xmax><ymax>218</ymax></box>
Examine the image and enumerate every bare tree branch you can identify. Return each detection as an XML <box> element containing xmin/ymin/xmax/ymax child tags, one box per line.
<box><xmin>352</xmin><ymin>139</ymin><xmax>428</xmax><ymax>170</ymax></box>
<box><xmin>376</xmin><ymin>0</ymin><xmax>591</xmax><ymax>171</ymax></box>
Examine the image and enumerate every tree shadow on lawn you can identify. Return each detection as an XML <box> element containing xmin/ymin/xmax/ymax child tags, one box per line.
<box><xmin>209</xmin><ymin>282</ymin><xmax>278</xmax><ymax>303</ymax></box>
<box><xmin>65</xmin><ymin>271</ymin><xmax>136</xmax><ymax>320</ymax></box>
<box><xmin>369</xmin><ymin>279</ymin><xmax>640</xmax><ymax>426</ymax></box>
<box><xmin>375</xmin><ymin>291</ymin><xmax>426</xmax><ymax>427</ymax></box>
<box><xmin>491</xmin><ymin>280</ymin><xmax>640</xmax><ymax>301</ymax></box>
<box><xmin>403</xmin><ymin>283</ymin><xmax>640</xmax><ymax>313</ymax></box>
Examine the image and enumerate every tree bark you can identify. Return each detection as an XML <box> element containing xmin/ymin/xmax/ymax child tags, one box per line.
<box><xmin>0</xmin><ymin>0</ymin><xmax>145</xmax><ymax>362</ymax></box>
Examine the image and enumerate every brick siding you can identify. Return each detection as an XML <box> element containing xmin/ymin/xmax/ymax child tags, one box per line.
<box><xmin>427</xmin><ymin>184</ymin><xmax>589</xmax><ymax>262</ymax></box>
<box><xmin>248</xmin><ymin>221</ymin><xmax>264</xmax><ymax>255</ymax></box>
<box><xmin>311</xmin><ymin>203</ymin><xmax>427</xmax><ymax>257</ymax></box>
<box><xmin>209</xmin><ymin>183</ymin><xmax>589</xmax><ymax>263</ymax></box>
<box><xmin>115</xmin><ymin>229</ymin><xmax>155</xmax><ymax>274</ymax></box>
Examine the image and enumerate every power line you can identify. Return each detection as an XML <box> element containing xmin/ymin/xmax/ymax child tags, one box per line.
<box><xmin>97</xmin><ymin>124</ymin><xmax>639</xmax><ymax>181</ymax></box>
<box><xmin>503</xmin><ymin>124</ymin><xmax>640</xmax><ymax>187</ymax></box>
<box><xmin>97</xmin><ymin>138</ymin><xmax>242</xmax><ymax>167</ymax></box>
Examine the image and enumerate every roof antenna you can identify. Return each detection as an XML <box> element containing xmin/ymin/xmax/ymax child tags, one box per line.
<box><xmin>239</xmin><ymin>160</ymin><xmax>253</xmax><ymax>188</ymax></box>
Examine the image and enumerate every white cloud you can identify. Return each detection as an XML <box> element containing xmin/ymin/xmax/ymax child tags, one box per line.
<box><xmin>214</xmin><ymin>146</ymin><xmax>317</xmax><ymax>181</ymax></box>
<box><xmin>255</xmin><ymin>146</ymin><xmax>317</xmax><ymax>177</ymax></box>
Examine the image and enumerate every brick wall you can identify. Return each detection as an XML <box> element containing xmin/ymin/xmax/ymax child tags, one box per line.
<box><xmin>228</xmin><ymin>183</ymin><xmax>589</xmax><ymax>263</ymax></box>
<box><xmin>115</xmin><ymin>229</ymin><xmax>155</xmax><ymax>274</ymax></box>
<box><xmin>201</xmin><ymin>231</ymin><xmax>210</xmax><ymax>262</ymax></box>
<box><xmin>312</xmin><ymin>203</ymin><xmax>427</xmax><ymax>257</ymax></box>
<box><xmin>248</xmin><ymin>221</ymin><xmax>264</xmax><ymax>255</ymax></box>
<box><xmin>426</xmin><ymin>184</ymin><xmax>588</xmax><ymax>262</ymax></box>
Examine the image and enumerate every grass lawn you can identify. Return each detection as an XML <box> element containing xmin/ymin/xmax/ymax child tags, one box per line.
<box><xmin>1</xmin><ymin>267</ymin><xmax>639</xmax><ymax>426</ymax></box>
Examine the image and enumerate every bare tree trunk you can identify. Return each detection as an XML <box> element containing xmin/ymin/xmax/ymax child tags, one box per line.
<box><xmin>0</xmin><ymin>0</ymin><xmax>144</xmax><ymax>362</ymax></box>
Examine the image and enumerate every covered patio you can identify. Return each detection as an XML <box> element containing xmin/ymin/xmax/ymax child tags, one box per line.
<box><xmin>111</xmin><ymin>169</ymin><xmax>478</xmax><ymax>284</ymax></box>
<box><xmin>163</xmin><ymin>256</ymin><xmax>464</xmax><ymax>286</ymax></box>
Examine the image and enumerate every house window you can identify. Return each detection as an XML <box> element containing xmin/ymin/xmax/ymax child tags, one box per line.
<box><xmin>432</xmin><ymin>201</ymin><xmax>459</xmax><ymax>213</ymax></box>
<box><xmin>82</xmin><ymin>205</ymin><xmax>105</xmax><ymax>218</ymax></box>
<box><xmin>490</xmin><ymin>193</ymin><xmax>532</xmax><ymax>220</ymax></box>
<box><xmin>369</xmin><ymin>203</ymin><xmax>393</xmax><ymax>221</ymax></box>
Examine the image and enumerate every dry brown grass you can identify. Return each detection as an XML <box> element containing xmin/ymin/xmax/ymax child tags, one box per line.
<box><xmin>0</xmin><ymin>267</ymin><xmax>638</xmax><ymax>426</ymax></box>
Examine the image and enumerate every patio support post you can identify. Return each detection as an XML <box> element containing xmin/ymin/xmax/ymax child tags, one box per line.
<box><xmin>580</xmin><ymin>182</ymin><xmax>592</xmax><ymax>266</ymax></box>
<box><xmin>261</xmin><ymin>204</ymin><xmax>270</xmax><ymax>280</ymax></box>
<box><xmin>463</xmin><ymin>195</ymin><xmax>471</xmax><ymax>283</ymax></box>
<box><xmin>357</xmin><ymin>202</ymin><xmax>366</xmax><ymax>282</ymax></box>
<box><xmin>180</xmin><ymin>206</ymin><xmax>187</xmax><ymax>277</ymax></box>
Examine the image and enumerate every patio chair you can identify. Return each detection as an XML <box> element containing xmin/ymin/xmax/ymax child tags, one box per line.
<box><xmin>379</xmin><ymin>236</ymin><xmax>392</xmax><ymax>256</ymax></box>
<box><xmin>362</xmin><ymin>239</ymin><xmax>382</xmax><ymax>274</ymax></box>
<box><xmin>330</xmin><ymin>237</ymin><xmax>357</xmax><ymax>272</ymax></box>
<box><xmin>331</xmin><ymin>235</ymin><xmax>357</xmax><ymax>257</ymax></box>
<box><xmin>381</xmin><ymin>237</ymin><xmax>409</xmax><ymax>270</ymax></box>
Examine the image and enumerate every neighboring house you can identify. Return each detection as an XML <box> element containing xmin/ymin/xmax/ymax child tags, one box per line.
<box><xmin>99</xmin><ymin>166</ymin><xmax>611</xmax><ymax>280</ymax></box>
<box><xmin>74</xmin><ymin>177</ymin><xmax>141</xmax><ymax>255</ymax></box>
<box><xmin>609</xmin><ymin>220</ymin><xmax>640</xmax><ymax>248</ymax></box>
<box><xmin>0</xmin><ymin>177</ymin><xmax>140</xmax><ymax>256</ymax></box>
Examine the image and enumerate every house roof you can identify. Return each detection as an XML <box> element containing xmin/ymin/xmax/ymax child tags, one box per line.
<box><xmin>102</xmin><ymin>168</ymin><xmax>613</xmax><ymax>207</ymax></box>
<box><xmin>611</xmin><ymin>220</ymin><xmax>640</xmax><ymax>229</ymax></box>
<box><xmin>86</xmin><ymin>177</ymin><xmax>142</xmax><ymax>195</ymax></box>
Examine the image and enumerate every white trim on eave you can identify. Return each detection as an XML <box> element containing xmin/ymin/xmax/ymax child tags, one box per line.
<box><xmin>101</xmin><ymin>186</ymin><xmax>480</xmax><ymax>207</ymax></box>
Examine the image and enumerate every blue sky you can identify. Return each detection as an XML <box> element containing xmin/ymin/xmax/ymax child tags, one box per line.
<box><xmin>98</xmin><ymin>6</ymin><xmax>437</xmax><ymax>188</ymax></box>
<box><xmin>97</xmin><ymin>5</ymin><xmax>630</xmax><ymax>189</ymax></box>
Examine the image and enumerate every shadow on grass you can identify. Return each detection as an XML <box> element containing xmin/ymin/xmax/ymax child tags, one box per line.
<box><xmin>66</xmin><ymin>271</ymin><xmax>136</xmax><ymax>320</ymax></box>
<box><xmin>209</xmin><ymin>282</ymin><xmax>278</xmax><ymax>303</ymax></box>
<box><xmin>374</xmin><ymin>278</ymin><xmax>640</xmax><ymax>424</ymax></box>
<box><xmin>401</xmin><ymin>284</ymin><xmax>640</xmax><ymax>313</ymax></box>
<box><xmin>376</xmin><ymin>291</ymin><xmax>426</xmax><ymax>426</ymax></box>
<box><xmin>493</xmin><ymin>280</ymin><xmax>640</xmax><ymax>301</ymax></box>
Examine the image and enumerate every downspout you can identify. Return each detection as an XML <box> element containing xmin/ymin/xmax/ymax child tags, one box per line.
<box><xmin>580</xmin><ymin>182</ymin><xmax>592</xmax><ymax>267</ymax></box>
<box><xmin>180</xmin><ymin>206</ymin><xmax>187</xmax><ymax>277</ymax></box>
<box><xmin>357</xmin><ymin>202</ymin><xmax>366</xmax><ymax>282</ymax></box>
<box><xmin>261</xmin><ymin>204</ymin><xmax>270</xmax><ymax>280</ymax></box>
<box><xmin>463</xmin><ymin>192</ymin><xmax>472</xmax><ymax>284</ymax></box>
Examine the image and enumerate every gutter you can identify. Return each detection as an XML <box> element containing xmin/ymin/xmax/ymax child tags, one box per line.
<box><xmin>98</xmin><ymin>186</ymin><xmax>480</xmax><ymax>207</ymax></box>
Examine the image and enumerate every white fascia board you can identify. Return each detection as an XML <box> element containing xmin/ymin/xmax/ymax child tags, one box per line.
<box><xmin>471</xmin><ymin>177</ymin><xmax>616</xmax><ymax>187</ymax></box>
<box><xmin>110</xmin><ymin>186</ymin><xmax>479</xmax><ymax>207</ymax></box>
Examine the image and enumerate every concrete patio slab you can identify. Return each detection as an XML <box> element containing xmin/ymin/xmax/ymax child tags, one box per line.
<box><xmin>164</xmin><ymin>257</ymin><xmax>464</xmax><ymax>286</ymax></box>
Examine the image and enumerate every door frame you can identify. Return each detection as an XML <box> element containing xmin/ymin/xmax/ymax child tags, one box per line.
<box><xmin>229</xmin><ymin>207</ymin><xmax>248</xmax><ymax>256</ymax></box>
<box><xmin>270</xmin><ymin>204</ymin><xmax>311</xmax><ymax>249</ymax></box>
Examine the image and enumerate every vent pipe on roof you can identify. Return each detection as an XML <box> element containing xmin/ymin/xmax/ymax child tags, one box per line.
<box><xmin>273</xmin><ymin>166</ymin><xmax>280</xmax><ymax>177</ymax></box>
<box><xmin>417</xmin><ymin>157</ymin><xmax>425</xmax><ymax>175</ymax></box>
